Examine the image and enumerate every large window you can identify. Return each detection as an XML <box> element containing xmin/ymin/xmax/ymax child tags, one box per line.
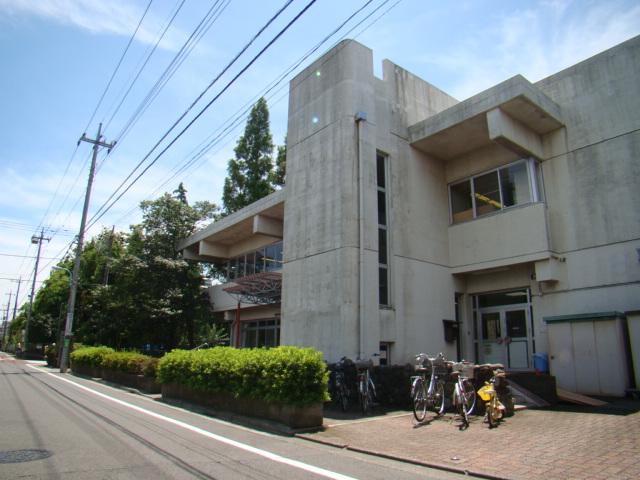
<box><xmin>377</xmin><ymin>152</ymin><xmax>389</xmax><ymax>306</ymax></box>
<box><xmin>449</xmin><ymin>158</ymin><xmax>540</xmax><ymax>224</ymax></box>
<box><xmin>224</xmin><ymin>241</ymin><xmax>283</xmax><ymax>282</ymax></box>
<box><xmin>241</xmin><ymin>318</ymin><xmax>280</xmax><ymax>348</ymax></box>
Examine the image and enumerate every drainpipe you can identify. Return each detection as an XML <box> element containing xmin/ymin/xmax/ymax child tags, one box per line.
<box><xmin>355</xmin><ymin>111</ymin><xmax>367</xmax><ymax>360</ymax></box>
<box><xmin>234</xmin><ymin>301</ymin><xmax>241</xmax><ymax>347</ymax></box>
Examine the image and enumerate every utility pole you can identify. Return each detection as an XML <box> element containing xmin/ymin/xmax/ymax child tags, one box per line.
<box><xmin>60</xmin><ymin>123</ymin><xmax>115</xmax><ymax>373</ymax></box>
<box><xmin>12</xmin><ymin>277</ymin><xmax>22</xmax><ymax>321</ymax></box>
<box><xmin>2</xmin><ymin>291</ymin><xmax>11</xmax><ymax>348</ymax></box>
<box><xmin>103</xmin><ymin>225</ymin><xmax>115</xmax><ymax>286</ymax></box>
<box><xmin>26</xmin><ymin>229</ymin><xmax>50</xmax><ymax>350</ymax></box>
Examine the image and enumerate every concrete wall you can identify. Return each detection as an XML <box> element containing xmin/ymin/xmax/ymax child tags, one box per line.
<box><xmin>282</xmin><ymin>40</ymin><xmax>461</xmax><ymax>363</ymax></box>
<box><xmin>279</xmin><ymin>36</ymin><xmax>640</xmax><ymax>372</ymax></box>
<box><xmin>529</xmin><ymin>37</ymin><xmax>640</xmax><ymax>365</ymax></box>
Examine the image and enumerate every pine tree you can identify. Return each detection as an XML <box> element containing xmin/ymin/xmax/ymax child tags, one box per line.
<box><xmin>222</xmin><ymin>97</ymin><xmax>275</xmax><ymax>215</ymax></box>
<box><xmin>271</xmin><ymin>137</ymin><xmax>287</xmax><ymax>187</ymax></box>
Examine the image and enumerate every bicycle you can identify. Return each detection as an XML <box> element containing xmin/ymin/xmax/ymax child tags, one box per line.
<box><xmin>450</xmin><ymin>361</ymin><xmax>477</xmax><ymax>426</ymax></box>
<box><xmin>477</xmin><ymin>369</ymin><xmax>506</xmax><ymax>428</ymax></box>
<box><xmin>411</xmin><ymin>353</ymin><xmax>446</xmax><ymax>422</ymax></box>
<box><xmin>356</xmin><ymin>359</ymin><xmax>376</xmax><ymax>415</ymax></box>
<box><xmin>332</xmin><ymin>357</ymin><xmax>351</xmax><ymax>412</ymax></box>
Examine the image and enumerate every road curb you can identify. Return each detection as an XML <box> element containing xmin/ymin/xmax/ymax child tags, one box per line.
<box><xmin>294</xmin><ymin>433</ymin><xmax>509</xmax><ymax>480</ymax></box>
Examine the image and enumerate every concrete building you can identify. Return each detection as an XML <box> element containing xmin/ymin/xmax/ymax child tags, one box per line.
<box><xmin>180</xmin><ymin>36</ymin><xmax>640</xmax><ymax>396</ymax></box>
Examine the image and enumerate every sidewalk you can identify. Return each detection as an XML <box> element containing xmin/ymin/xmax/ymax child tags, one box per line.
<box><xmin>296</xmin><ymin>400</ymin><xmax>640</xmax><ymax>480</ymax></box>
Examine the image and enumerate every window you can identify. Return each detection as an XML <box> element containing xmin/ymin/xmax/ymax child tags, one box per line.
<box><xmin>377</xmin><ymin>152</ymin><xmax>390</xmax><ymax>306</ymax></box>
<box><xmin>241</xmin><ymin>319</ymin><xmax>280</xmax><ymax>348</ymax></box>
<box><xmin>449</xmin><ymin>158</ymin><xmax>541</xmax><ymax>224</ymax></box>
<box><xmin>222</xmin><ymin>241</ymin><xmax>283</xmax><ymax>282</ymax></box>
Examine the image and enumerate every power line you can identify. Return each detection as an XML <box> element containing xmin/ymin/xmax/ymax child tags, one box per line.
<box><xmin>29</xmin><ymin>2</ymin><xmax>153</xmax><ymax>254</ymax></box>
<box><xmin>84</xmin><ymin>0</ymin><xmax>154</xmax><ymax>134</ymax></box>
<box><xmin>0</xmin><ymin>253</ymin><xmax>60</xmax><ymax>260</ymax></box>
<box><xmin>125</xmin><ymin>0</ymin><xmax>389</xmax><ymax>213</ymax></box>
<box><xmin>87</xmin><ymin>0</ymin><xmax>304</xmax><ymax>230</ymax></box>
<box><xmin>112</xmin><ymin>0</ymin><xmax>231</xmax><ymax>149</ymax></box>
<box><xmin>113</xmin><ymin>0</ymin><xmax>393</xmax><ymax>225</ymax></box>
<box><xmin>102</xmin><ymin>0</ymin><xmax>187</xmax><ymax>133</ymax></box>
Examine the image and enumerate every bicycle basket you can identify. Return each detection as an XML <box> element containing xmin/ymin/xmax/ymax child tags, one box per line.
<box><xmin>461</xmin><ymin>363</ymin><xmax>475</xmax><ymax>379</ymax></box>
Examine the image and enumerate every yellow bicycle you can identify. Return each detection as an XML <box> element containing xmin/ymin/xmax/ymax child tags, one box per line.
<box><xmin>477</xmin><ymin>369</ymin><xmax>506</xmax><ymax>428</ymax></box>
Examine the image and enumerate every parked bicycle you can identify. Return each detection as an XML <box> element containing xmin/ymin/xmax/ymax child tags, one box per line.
<box><xmin>477</xmin><ymin>368</ymin><xmax>506</xmax><ymax>428</ymax></box>
<box><xmin>356</xmin><ymin>359</ymin><xmax>376</xmax><ymax>414</ymax></box>
<box><xmin>450</xmin><ymin>361</ymin><xmax>477</xmax><ymax>426</ymax></box>
<box><xmin>332</xmin><ymin>357</ymin><xmax>352</xmax><ymax>412</ymax></box>
<box><xmin>411</xmin><ymin>353</ymin><xmax>446</xmax><ymax>422</ymax></box>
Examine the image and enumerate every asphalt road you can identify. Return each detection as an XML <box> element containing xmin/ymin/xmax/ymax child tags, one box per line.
<box><xmin>0</xmin><ymin>354</ymin><xmax>471</xmax><ymax>480</ymax></box>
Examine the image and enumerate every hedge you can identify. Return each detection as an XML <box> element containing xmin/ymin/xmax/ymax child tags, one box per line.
<box><xmin>157</xmin><ymin>346</ymin><xmax>329</xmax><ymax>407</ymax></box>
<box><xmin>102</xmin><ymin>351</ymin><xmax>159</xmax><ymax>378</ymax></box>
<box><xmin>70</xmin><ymin>346</ymin><xmax>115</xmax><ymax>368</ymax></box>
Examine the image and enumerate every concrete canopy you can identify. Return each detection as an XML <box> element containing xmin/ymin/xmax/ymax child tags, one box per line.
<box><xmin>408</xmin><ymin>75</ymin><xmax>564</xmax><ymax>160</ymax></box>
<box><xmin>178</xmin><ymin>189</ymin><xmax>285</xmax><ymax>262</ymax></box>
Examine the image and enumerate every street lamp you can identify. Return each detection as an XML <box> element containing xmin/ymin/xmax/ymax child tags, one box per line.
<box><xmin>51</xmin><ymin>266</ymin><xmax>72</xmax><ymax>286</ymax></box>
<box><xmin>51</xmin><ymin>266</ymin><xmax>73</xmax><ymax>367</ymax></box>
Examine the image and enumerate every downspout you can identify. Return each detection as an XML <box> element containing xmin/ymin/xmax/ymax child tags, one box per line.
<box><xmin>234</xmin><ymin>301</ymin><xmax>241</xmax><ymax>347</ymax></box>
<box><xmin>355</xmin><ymin>111</ymin><xmax>367</xmax><ymax>360</ymax></box>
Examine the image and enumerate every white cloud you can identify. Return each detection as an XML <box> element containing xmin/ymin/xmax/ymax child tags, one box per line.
<box><xmin>425</xmin><ymin>0</ymin><xmax>640</xmax><ymax>99</ymax></box>
<box><xmin>0</xmin><ymin>0</ymin><xmax>184</xmax><ymax>50</ymax></box>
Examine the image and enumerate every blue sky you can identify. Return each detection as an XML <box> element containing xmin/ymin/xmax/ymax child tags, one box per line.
<box><xmin>1</xmin><ymin>0</ymin><xmax>639</xmax><ymax>311</ymax></box>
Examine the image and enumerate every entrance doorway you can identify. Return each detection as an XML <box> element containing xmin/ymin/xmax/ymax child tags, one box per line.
<box><xmin>475</xmin><ymin>290</ymin><xmax>533</xmax><ymax>370</ymax></box>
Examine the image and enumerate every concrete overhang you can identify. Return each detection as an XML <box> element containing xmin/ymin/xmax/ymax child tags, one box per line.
<box><xmin>179</xmin><ymin>189</ymin><xmax>285</xmax><ymax>262</ymax></box>
<box><xmin>409</xmin><ymin>75</ymin><xmax>564</xmax><ymax>160</ymax></box>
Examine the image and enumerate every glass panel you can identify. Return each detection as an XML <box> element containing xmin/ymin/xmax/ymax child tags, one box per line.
<box><xmin>255</xmin><ymin>249</ymin><xmax>265</xmax><ymax>273</ymax></box>
<box><xmin>450</xmin><ymin>180</ymin><xmax>473</xmax><ymax>223</ymax></box>
<box><xmin>473</xmin><ymin>171</ymin><xmax>501</xmax><ymax>216</ymax></box>
<box><xmin>237</xmin><ymin>255</ymin><xmax>246</xmax><ymax>278</ymax></box>
<box><xmin>500</xmin><ymin>162</ymin><xmax>531</xmax><ymax>207</ymax></box>
<box><xmin>245</xmin><ymin>252</ymin><xmax>255</xmax><ymax>275</ymax></box>
<box><xmin>377</xmin><ymin>191</ymin><xmax>386</xmax><ymax>226</ymax></box>
<box><xmin>482</xmin><ymin>312</ymin><xmax>501</xmax><ymax>340</ymax></box>
<box><xmin>228</xmin><ymin>258</ymin><xmax>239</xmax><ymax>280</ymax></box>
<box><xmin>379</xmin><ymin>267</ymin><xmax>388</xmax><ymax>305</ymax></box>
<box><xmin>506</xmin><ymin>310</ymin><xmax>527</xmax><ymax>338</ymax></box>
<box><xmin>478</xmin><ymin>290</ymin><xmax>528</xmax><ymax>308</ymax></box>
<box><xmin>376</xmin><ymin>153</ymin><xmax>386</xmax><ymax>188</ymax></box>
<box><xmin>378</xmin><ymin>228</ymin><xmax>387</xmax><ymax>265</ymax></box>
<box><xmin>265</xmin><ymin>242</ymin><xmax>283</xmax><ymax>272</ymax></box>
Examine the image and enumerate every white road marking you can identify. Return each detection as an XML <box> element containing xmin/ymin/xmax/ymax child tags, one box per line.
<box><xmin>27</xmin><ymin>365</ymin><xmax>358</xmax><ymax>480</ymax></box>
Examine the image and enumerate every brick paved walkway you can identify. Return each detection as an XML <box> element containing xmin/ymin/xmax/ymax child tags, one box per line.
<box><xmin>297</xmin><ymin>403</ymin><xmax>640</xmax><ymax>480</ymax></box>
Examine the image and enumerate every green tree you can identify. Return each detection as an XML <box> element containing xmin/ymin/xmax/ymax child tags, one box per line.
<box><xmin>222</xmin><ymin>97</ymin><xmax>275</xmax><ymax>215</ymax></box>
<box><xmin>271</xmin><ymin>136</ymin><xmax>287</xmax><ymax>187</ymax></box>
<box><xmin>29</xmin><ymin>185</ymin><xmax>218</xmax><ymax>352</ymax></box>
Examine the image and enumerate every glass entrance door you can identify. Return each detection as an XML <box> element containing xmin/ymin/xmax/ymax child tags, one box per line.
<box><xmin>479</xmin><ymin>306</ymin><xmax>531</xmax><ymax>370</ymax></box>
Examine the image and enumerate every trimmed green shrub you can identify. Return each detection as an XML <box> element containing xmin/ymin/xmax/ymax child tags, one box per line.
<box><xmin>45</xmin><ymin>342</ymin><xmax>86</xmax><ymax>367</ymax></box>
<box><xmin>102</xmin><ymin>351</ymin><xmax>159</xmax><ymax>378</ymax></box>
<box><xmin>70</xmin><ymin>346</ymin><xmax>115</xmax><ymax>368</ymax></box>
<box><xmin>157</xmin><ymin>346</ymin><xmax>329</xmax><ymax>407</ymax></box>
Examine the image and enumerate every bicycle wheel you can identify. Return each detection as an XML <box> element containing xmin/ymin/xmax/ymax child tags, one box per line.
<box><xmin>487</xmin><ymin>398</ymin><xmax>501</xmax><ymax>428</ymax></box>
<box><xmin>361</xmin><ymin>388</ymin><xmax>369</xmax><ymax>414</ymax></box>
<box><xmin>461</xmin><ymin>379</ymin><xmax>477</xmax><ymax>417</ymax></box>
<box><xmin>412</xmin><ymin>379</ymin><xmax>428</xmax><ymax>422</ymax></box>
<box><xmin>338</xmin><ymin>384</ymin><xmax>349</xmax><ymax>412</ymax></box>
<box><xmin>433</xmin><ymin>381</ymin><xmax>445</xmax><ymax>415</ymax></box>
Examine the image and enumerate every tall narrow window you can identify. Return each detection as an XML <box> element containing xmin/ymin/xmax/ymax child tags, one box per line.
<box><xmin>377</xmin><ymin>152</ymin><xmax>389</xmax><ymax>306</ymax></box>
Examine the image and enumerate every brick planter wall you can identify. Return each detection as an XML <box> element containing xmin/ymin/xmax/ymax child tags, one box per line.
<box><xmin>101</xmin><ymin>369</ymin><xmax>160</xmax><ymax>394</ymax></box>
<box><xmin>71</xmin><ymin>364</ymin><xmax>103</xmax><ymax>378</ymax></box>
<box><xmin>161</xmin><ymin>383</ymin><xmax>323</xmax><ymax>429</ymax></box>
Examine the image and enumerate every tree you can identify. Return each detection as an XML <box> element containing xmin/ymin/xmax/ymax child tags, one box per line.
<box><xmin>222</xmin><ymin>97</ymin><xmax>275</xmax><ymax>215</ymax></box>
<box><xmin>271</xmin><ymin>137</ymin><xmax>287</xmax><ymax>187</ymax></box>
<box><xmin>27</xmin><ymin>185</ymin><xmax>218</xmax><ymax>352</ymax></box>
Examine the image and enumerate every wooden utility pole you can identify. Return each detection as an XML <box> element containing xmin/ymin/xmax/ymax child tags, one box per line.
<box><xmin>60</xmin><ymin>123</ymin><xmax>115</xmax><ymax>373</ymax></box>
<box><xmin>26</xmin><ymin>229</ymin><xmax>50</xmax><ymax>349</ymax></box>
